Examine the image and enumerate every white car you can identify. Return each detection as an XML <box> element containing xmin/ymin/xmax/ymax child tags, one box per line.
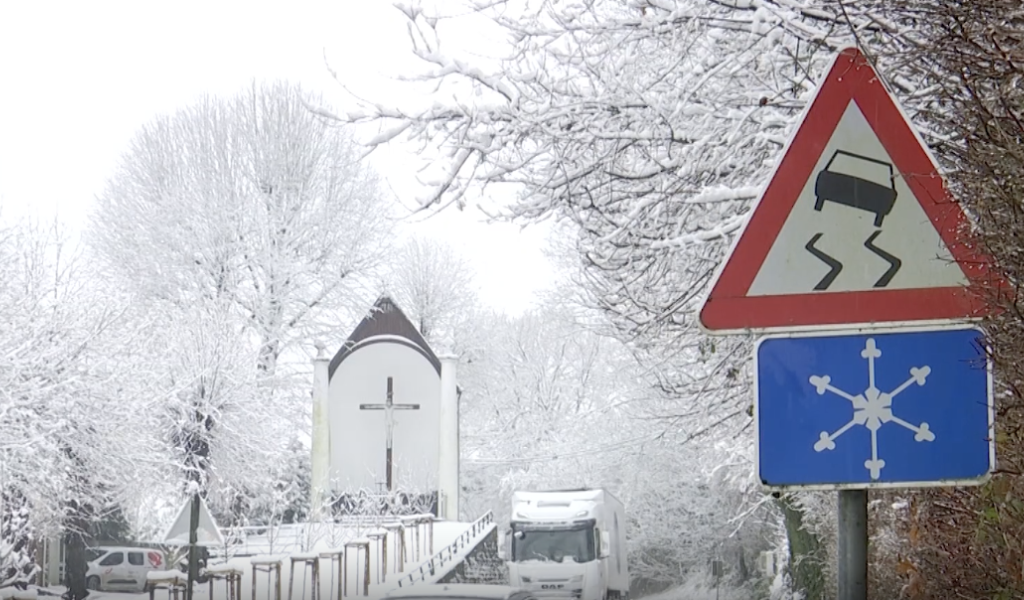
<box><xmin>85</xmin><ymin>546</ymin><xmax>167</xmax><ymax>593</ymax></box>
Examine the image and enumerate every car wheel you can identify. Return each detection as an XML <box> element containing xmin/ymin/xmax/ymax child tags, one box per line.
<box><xmin>86</xmin><ymin>576</ymin><xmax>101</xmax><ymax>591</ymax></box>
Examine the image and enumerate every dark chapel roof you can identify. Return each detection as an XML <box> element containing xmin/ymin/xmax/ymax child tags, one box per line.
<box><xmin>328</xmin><ymin>295</ymin><xmax>442</xmax><ymax>381</ymax></box>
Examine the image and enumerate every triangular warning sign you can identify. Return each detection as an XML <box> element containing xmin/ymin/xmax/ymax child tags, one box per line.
<box><xmin>161</xmin><ymin>495</ymin><xmax>225</xmax><ymax>547</ymax></box>
<box><xmin>699</xmin><ymin>47</ymin><xmax>998</xmax><ymax>334</ymax></box>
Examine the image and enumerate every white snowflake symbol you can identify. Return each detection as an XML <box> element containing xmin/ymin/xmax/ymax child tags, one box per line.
<box><xmin>808</xmin><ymin>338</ymin><xmax>935</xmax><ymax>480</ymax></box>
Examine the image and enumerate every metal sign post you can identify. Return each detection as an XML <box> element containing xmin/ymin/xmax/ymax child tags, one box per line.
<box><xmin>698</xmin><ymin>46</ymin><xmax>1003</xmax><ymax>600</ymax></box>
<box><xmin>186</xmin><ymin>492</ymin><xmax>200</xmax><ymax>600</ymax></box>
<box><xmin>755</xmin><ymin>326</ymin><xmax>992</xmax><ymax>600</ymax></box>
<box><xmin>837</xmin><ymin>490</ymin><xmax>867</xmax><ymax>600</ymax></box>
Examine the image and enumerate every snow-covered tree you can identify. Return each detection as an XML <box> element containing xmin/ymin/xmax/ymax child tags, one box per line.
<box><xmin>89</xmin><ymin>79</ymin><xmax>394</xmax><ymax>377</ymax></box>
<box><xmin>0</xmin><ymin>217</ymin><xmax>156</xmax><ymax>598</ymax></box>
<box><xmin>382</xmin><ymin>236</ymin><xmax>478</xmax><ymax>343</ymax></box>
<box><xmin>325</xmin><ymin>2</ymin><xmax>946</xmax><ymax>595</ymax></box>
<box><xmin>87</xmin><ymin>80</ymin><xmax>397</xmax><ymax>524</ymax></box>
<box><xmin>454</xmin><ymin>301</ymin><xmax>770</xmax><ymax>592</ymax></box>
<box><xmin>1</xmin><ymin>489</ymin><xmax>35</xmax><ymax>589</ymax></box>
<box><xmin>458</xmin><ymin>305</ymin><xmax>629</xmax><ymax>511</ymax></box>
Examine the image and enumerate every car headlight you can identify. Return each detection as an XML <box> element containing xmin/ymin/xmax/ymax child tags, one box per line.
<box><xmin>521</xmin><ymin>576</ymin><xmax>532</xmax><ymax>583</ymax></box>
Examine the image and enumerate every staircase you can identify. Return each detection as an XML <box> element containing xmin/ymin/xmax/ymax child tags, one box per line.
<box><xmin>438</xmin><ymin>525</ymin><xmax>507</xmax><ymax>586</ymax></box>
<box><xmin>377</xmin><ymin>511</ymin><xmax>504</xmax><ymax>592</ymax></box>
<box><xmin>203</xmin><ymin>511</ymin><xmax>502</xmax><ymax>598</ymax></box>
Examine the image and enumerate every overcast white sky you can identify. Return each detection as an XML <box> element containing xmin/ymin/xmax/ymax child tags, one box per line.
<box><xmin>0</xmin><ymin>1</ymin><xmax>555</xmax><ymax>315</ymax></box>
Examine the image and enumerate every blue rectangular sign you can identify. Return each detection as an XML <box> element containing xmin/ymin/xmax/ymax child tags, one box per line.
<box><xmin>755</xmin><ymin>326</ymin><xmax>993</xmax><ymax>490</ymax></box>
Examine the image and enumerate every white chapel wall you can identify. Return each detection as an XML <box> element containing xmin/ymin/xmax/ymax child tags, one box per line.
<box><xmin>328</xmin><ymin>339</ymin><xmax>441</xmax><ymax>493</ymax></box>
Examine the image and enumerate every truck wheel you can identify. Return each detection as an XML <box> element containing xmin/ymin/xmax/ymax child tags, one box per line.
<box><xmin>86</xmin><ymin>576</ymin><xmax>101</xmax><ymax>591</ymax></box>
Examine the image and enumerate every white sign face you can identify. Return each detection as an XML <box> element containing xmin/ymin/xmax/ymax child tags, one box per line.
<box><xmin>747</xmin><ymin>101</ymin><xmax>968</xmax><ymax>296</ymax></box>
<box><xmin>162</xmin><ymin>495</ymin><xmax>224</xmax><ymax>547</ymax></box>
<box><xmin>329</xmin><ymin>340</ymin><xmax>440</xmax><ymax>493</ymax></box>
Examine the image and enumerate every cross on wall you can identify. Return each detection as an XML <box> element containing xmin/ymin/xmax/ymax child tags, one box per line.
<box><xmin>358</xmin><ymin>376</ymin><xmax>420</xmax><ymax>492</ymax></box>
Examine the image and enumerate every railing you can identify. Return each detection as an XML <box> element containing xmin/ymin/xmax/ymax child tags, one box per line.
<box><xmin>226</xmin><ymin>515</ymin><xmax>387</xmax><ymax>538</ymax></box>
<box><xmin>212</xmin><ymin>516</ymin><xmax>388</xmax><ymax>558</ymax></box>
<box><xmin>395</xmin><ymin>511</ymin><xmax>495</xmax><ymax>588</ymax></box>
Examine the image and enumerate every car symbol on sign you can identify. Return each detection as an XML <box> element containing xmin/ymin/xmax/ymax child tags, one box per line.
<box><xmin>814</xmin><ymin>150</ymin><xmax>897</xmax><ymax>228</ymax></box>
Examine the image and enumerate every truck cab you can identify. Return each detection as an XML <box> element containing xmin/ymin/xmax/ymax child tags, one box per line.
<box><xmin>500</xmin><ymin>489</ymin><xmax>627</xmax><ymax>600</ymax></box>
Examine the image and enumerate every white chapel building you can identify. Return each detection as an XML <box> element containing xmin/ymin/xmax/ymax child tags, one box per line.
<box><xmin>309</xmin><ymin>296</ymin><xmax>460</xmax><ymax>521</ymax></box>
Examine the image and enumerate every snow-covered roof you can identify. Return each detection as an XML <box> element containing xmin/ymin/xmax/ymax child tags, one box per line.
<box><xmin>90</xmin><ymin>545</ymin><xmax>163</xmax><ymax>554</ymax></box>
<box><xmin>329</xmin><ymin>295</ymin><xmax>442</xmax><ymax>379</ymax></box>
<box><xmin>206</xmin><ymin>562</ymin><xmax>244</xmax><ymax>575</ymax></box>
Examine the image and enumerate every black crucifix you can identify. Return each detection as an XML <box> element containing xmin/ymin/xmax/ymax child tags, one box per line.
<box><xmin>359</xmin><ymin>376</ymin><xmax>420</xmax><ymax>491</ymax></box>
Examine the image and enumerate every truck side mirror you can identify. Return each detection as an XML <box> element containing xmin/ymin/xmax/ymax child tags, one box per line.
<box><xmin>600</xmin><ymin>531</ymin><xmax>611</xmax><ymax>559</ymax></box>
<box><xmin>497</xmin><ymin>530</ymin><xmax>507</xmax><ymax>560</ymax></box>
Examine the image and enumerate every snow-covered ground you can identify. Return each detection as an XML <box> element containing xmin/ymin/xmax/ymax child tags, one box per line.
<box><xmin>3</xmin><ymin>517</ymin><xmax>494</xmax><ymax>600</ymax></box>
<box><xmin>0</xmin><ymin>590</ymin><xmax>212</xmax><ymax>600</ymax></box>
<box><xmin>639</xmin><ymin>570</ymin><xmax>791</xmax><ymax>600</ymax></box>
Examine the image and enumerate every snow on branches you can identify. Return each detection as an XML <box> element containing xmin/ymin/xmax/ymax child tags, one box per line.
<box><xmin>323</xmin><ymin>1</ymin><xmax>951</xmax><ymax>593</ymax></box>
<box><xmin>0</xmin><ymin>218</ymin><xmax>143</xmax><ymax>584</ymax></box>
<box><xmin>333</xmin><ymin>1</ymin><xmax>851</xmax><ymax>337</ymax></box>
<box><xmin>90</xmin><ymin>80</ymin><xmax>393</xmax><ymax>377</ymax></box>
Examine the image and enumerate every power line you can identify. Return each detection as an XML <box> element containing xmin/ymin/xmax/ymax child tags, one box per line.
<box><xmin>463</xmin><ymin>407</ymin><xmax>749</xmax><ymax>466</ymax></box>
<box><xmin>462</xmin><ymin>432</ymin><xmax>660</xmax><ymax>465</ymax></box>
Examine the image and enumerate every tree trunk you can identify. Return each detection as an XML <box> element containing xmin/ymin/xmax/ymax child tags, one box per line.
<box><xmin>777</xmin><ymin>495</ymin><xmax>827</xmax><ymax>600</ymax></box>
<box><xmin>737</xmin><ymin>547</ymin><xmax>749</xmax><ymax>582</ymax></box>
<box><xmin>62</xmin><ymin>527</ymin><xmax>88</xmax><ymax>600</ymax></box>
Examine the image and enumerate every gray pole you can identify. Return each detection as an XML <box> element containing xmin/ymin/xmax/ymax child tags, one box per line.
<box><xmin>185</xmin><ymin>493</ymin><xmax>200</xmax><ymax>600</ymax></box>
<box><xmin>837</xmin><ymin>489</ymin><xmax>868</xmax><ymax>600</ymax></box>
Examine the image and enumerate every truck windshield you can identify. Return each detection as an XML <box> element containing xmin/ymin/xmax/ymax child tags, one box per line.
<box><xmin>511</xmin><ymin>524</ymin><xmax>595</xmax><ymax>563</ymax></box>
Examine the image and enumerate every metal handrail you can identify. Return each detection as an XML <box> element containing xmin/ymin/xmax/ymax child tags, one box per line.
<box><xmin>212</xmin><ymin>517</ymin><xmax>386</xmax><ymax>558</ymax></box>
<box><xmin>224</xmin><ymin>515</ymin><xmax>385</xmax><ymax>539</ymax></box>
<box><xmin>394</xmin><ymin>511</ymin><xmax>495</xmax><ymax>588</ymax></box>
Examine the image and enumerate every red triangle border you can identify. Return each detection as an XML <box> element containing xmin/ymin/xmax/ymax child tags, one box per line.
<box><xmin>699</xmin><ymin>47</ymin><xmax>997</xmax><ymax>332</ymax></box>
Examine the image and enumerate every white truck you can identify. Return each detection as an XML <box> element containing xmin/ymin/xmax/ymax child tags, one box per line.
<box><xmin>499</xmin><ymin>488</ymin><xmax>629</xmax><ymax>600</ymax></box>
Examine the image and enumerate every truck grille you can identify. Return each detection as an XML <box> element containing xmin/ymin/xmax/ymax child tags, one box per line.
<box><xmin>533</xmin><ymin>591</ymin><xmax>581</xmax><ymax>600</ymax></box>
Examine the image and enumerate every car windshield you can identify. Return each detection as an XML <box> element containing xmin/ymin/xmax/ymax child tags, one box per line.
<box><xmin>511</xmin><ymin>525</ymin><xmax>595</xmax><ymax>563</ymax></box>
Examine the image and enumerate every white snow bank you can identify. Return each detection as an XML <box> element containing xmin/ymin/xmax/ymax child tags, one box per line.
<box><xmin>0</xmin><ymin>588</ymin><xmax>37</xmax><ymax>600</ymax></box>
<box><xmin>640</xmin><ymin>576</ymin><xmax>750</xmax><ymax>600</ymax></box>
<box><xmin>147</xmin><ymin>568</ymin><xmax>189</xmax><ymax>582</ymax></box>
<box><xmin>206</xmin><ymin>561</ymin><xmax>245</xmax><ymax>574</ymax></box>
<box><xmin>318</xmin><ymin>548</ymin><xmax>345</xmax><ymax>557</ymax></box>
